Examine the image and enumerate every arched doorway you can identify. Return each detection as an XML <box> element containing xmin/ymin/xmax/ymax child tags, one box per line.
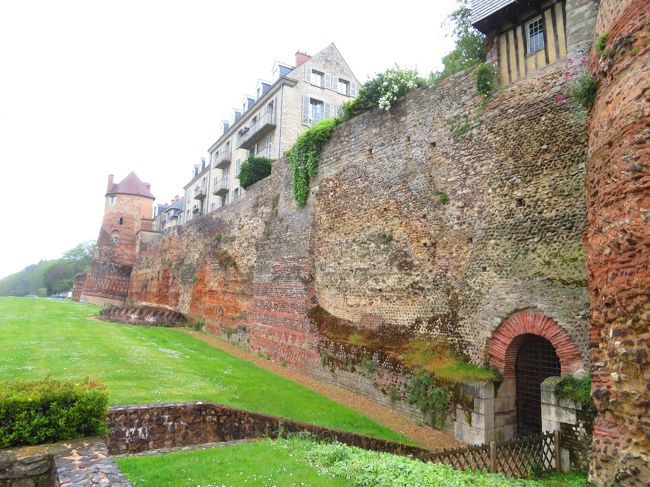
<box><xmin>515</xmin><ymin>334</ymin><xmax>561</xmax><ymax>435</ymax></box>
<box><xmin>487</xmin><ymin>310</ymin><xmax>584</xmax><ymax>439</ymax></box>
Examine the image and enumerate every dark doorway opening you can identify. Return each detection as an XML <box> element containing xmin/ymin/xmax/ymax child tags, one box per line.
<box><xmin>515</xmin><ymin>334</ymin><xmax>561</xmax><ymax>436</ymax></box>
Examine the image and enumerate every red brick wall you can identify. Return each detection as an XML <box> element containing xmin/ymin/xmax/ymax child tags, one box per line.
<box><xmin>70</xmin><ymin>274</ymin><xmax>86</xmax><ymax>301</ymax></box>
<box><xmin>584</xmin><ymin>1</ymin><xmax>650</xmax><ymax>484</ymax></box>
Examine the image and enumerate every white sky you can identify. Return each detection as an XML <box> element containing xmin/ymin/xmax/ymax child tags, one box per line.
<box><xmin>0</xmin><ymin>0</ymin><xmax>457</xmax><ymax>279</ymax></box>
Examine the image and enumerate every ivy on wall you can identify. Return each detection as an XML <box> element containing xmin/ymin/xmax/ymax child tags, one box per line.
<box><xmin>285</xmin><ymin>118</ymin><xmax>339</xmax><ymax>207</ymax></box>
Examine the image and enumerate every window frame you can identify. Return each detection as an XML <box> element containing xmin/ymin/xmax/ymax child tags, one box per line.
<box><xmin>526</xmin><ymin>15</ymin><xmax>545</xmax><ymax>55</ymax></box>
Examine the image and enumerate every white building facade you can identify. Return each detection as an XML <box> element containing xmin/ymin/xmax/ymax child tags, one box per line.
<box><xmin>183</xmin><ymin>43</ymin><xmax>359</xmax><ymax>222</ymax></box>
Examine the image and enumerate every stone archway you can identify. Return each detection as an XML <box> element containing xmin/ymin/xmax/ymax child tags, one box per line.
<box><xmin>485</xmin><ymin>310</ymin><xmax>584</xmax><ymax>438</ymax></box>
<box><xmin>488</xmin><ymin>309</ymin><xmax>584</xmax><ymax>378</ymax></box>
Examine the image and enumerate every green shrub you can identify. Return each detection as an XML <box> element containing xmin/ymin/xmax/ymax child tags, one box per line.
<box><xmin>473</xmin><ymin>62</ymin><xmax>498</xmax><ymax>98</ymax></box>
<box><xmin>556</xmin><ymin>374</ymin><xmax>596</xmax><ymax>422</ymax></box>
<box><xmin>238</xmin><ymin>156</ymin><xmax>273</xmax><ymax>189</ymax></box>
<box><xmin>340</xmin><ymin>67</ymin><xmax>426</xmax><ymax>121</ymax></box>
<box><xmin>0</xmin><ymin>378</ymin><xmax>109</xmax><ymax>448</ymax></box>
<box><xmin>595</xmin><ymin>32</ymin><xmax>608</xmax><ymax>55</ymax></box>
<box><xmin>285</xmin><ymin>118</ymin><xmax>339</xmax><ymax>206</ymax></box>
<box><xmin>407</xmin><ymin>371</ymin><xmax>450</xmax><ymax>429</ymax></box>
<box><xmin>570</xmin><ymin>71</ymin><xmax>598</xmax><ymax>110</ymax></box>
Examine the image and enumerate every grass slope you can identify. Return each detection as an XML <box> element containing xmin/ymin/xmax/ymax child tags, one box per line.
<box><xmin>116</xmin><ymin>437</ymin><xmax>588</xmax><ymax>487</ymax></box>
<box><xmin>0</xmin><ymin>297</ymin><xmax>407</xmax><ymax>443</ymax></box>
<box><xmin>116</xmin><ymin>440</ymin><xmax>349</xmax><ymax>487</ymax></box>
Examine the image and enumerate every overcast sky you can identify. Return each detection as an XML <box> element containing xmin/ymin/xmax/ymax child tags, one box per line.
<box><xmin>0</xmin><ymin>0</ymin><xmax>457</xmax><ymax>279</ymax></box>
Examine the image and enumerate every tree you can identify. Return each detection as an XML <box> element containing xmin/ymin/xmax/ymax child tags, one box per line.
<box><xmin>431</xmin><ymin>0</ymin><xmax>486</xmax><ymax>83</ymax></box>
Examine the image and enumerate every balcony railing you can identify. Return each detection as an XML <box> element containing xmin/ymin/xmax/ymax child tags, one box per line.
<box><xmin>214</xmin><ymin>150</ymin><xmax>232</xmax><ymax>169</ymax></box>
<box><xmin>194</xmin><ymin>185</ymin><xmax>207</xmax><ymax>200</ymax></box>
<box><xmin>237</xmin><ymin>110</ymin><xmax>276</xmax><ymax>150</ymax></box>
<box><xmin>213</xmin><ymin>178</ymin><xmax>229</xmax><ymax>196</ymax></box>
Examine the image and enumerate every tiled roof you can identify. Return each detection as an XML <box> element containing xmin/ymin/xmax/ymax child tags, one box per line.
<box><xmin>107</xmin><ymin>172</ymin><xmax>154</xmax><ymax>199</ymax></box>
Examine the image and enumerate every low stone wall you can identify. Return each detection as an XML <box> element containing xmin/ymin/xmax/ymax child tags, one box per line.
<box><xmin>98</xmin><ymin>305</ymin><xmax>187</xmax><ymax>327</ymax></box>
<box><xmin>0</xmin><ymin>444</ymin><xmax>52</xmax><ymax>487</ymax></box>
<box><xmin>107</xmin><ymin>402</ymin><xmax>432</xmax><ymax>458</ymax></box>
<box><xmin>0</xmin><ymin>439</ymin><xmax>130</xmax><ymax>487</ymax></box>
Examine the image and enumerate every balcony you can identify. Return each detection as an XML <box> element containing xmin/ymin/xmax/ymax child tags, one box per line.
<box><xmin>214</xmin><ymin>150</ymin><xmax>232</xmax><ymax>169</ymax></box>
<box><xmin>213</xmin><ymin>178</ymin><xmax>229</xmax><ymax>196</ymax></box>
<box><xmin>194</xmin><ymin>185</ymin><xmax>207</xmax><ymax>200</ymax></box>
<box><xmin>237</xmin><ymin>110</ymin><xmax>276</xmax><ymax>150</ymax></box>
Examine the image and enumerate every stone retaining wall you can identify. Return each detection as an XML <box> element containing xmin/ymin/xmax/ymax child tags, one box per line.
<box><xmin>107</xmin><ymin>402</ymin><xmax>431</xmax><ymax>459</ymax></box>
<box><xmin>98</xmin><ymin>305</ymin><xmax>187</xmax><ymax>327</ymax></box>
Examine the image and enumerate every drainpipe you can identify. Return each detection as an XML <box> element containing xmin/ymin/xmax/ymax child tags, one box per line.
<box><xmin>278</xmin><ymin>84</ymin><xmax>284</xmax><ymax>160</ymax></box>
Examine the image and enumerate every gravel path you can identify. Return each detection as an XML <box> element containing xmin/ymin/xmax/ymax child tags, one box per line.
<box><xmin>184</xmin><ymin>330</ymin><xmax>464</xmax><ymax>451</ymax></box>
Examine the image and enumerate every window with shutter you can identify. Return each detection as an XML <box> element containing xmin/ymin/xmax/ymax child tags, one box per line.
<box><xmin>304</xmin><ymin>67</ymin><xmax>311</xmax><ymax>82</ymax></box>
<box><xmin>350</xmin><ymin>82</ymin><xmax>357</xmax><ymax>97</ymax></box>
<box><xmin>302</xmin><ymin>96</ymin><xmax>310</xmax><ymax>125</ymax></box>
<box><xmin>325</xmin><ymin>73</ymin><xmax>331</xmax><ymax>89</ymax></box>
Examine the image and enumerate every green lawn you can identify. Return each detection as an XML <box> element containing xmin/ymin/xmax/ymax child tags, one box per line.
<box><xmin>116</xmin><ymin>439</ymin><xmax>349</xmax><ymax>487</ymax></box>
<box><xmin>116</xmin><ymin>437</ymin><xmax>589</xmax><ymax>487</ymax></box>
<box><xmin>0</xmin><ymin>297</ymin><xmax>407</xmax><ymax>443</ymax></box>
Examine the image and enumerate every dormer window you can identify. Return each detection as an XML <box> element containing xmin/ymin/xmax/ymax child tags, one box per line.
<box><xmin>526</xmin><ymin>16</ymin><xmax>545</xmax><ymax>54</ymax></box>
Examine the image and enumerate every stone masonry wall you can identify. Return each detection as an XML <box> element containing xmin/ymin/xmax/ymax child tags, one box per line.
<box><xmin>584</xmin><ymin>0</ymin><xmax>650</xmax><ymax>485</ymax></box>
<box><xmin>129</xmin><ymin>58</ymin><xmax>590</xmax><ymax>422</ymax></box>
<box><xmin>312</xmin><ymin>62</ymin><xmax>589</xmax><ymax>365</ymax></box>
<box><xmin>107</xmin><ymin>402</ymin><xmax>428</xmax><ymax>458</ymax></box>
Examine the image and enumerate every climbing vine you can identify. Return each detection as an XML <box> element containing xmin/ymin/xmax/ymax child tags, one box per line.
<box><xmin>407</xmin><ymin>370</ymin><xmax>451</xmax><ymax>429</ymax></box>
<box><xmin>285</xmin><ymin>118</ymin><xmax>339</xmax><ymax>206</ymax></box>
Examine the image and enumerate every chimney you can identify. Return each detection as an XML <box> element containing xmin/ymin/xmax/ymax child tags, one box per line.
<box><xmin>193</xmin><ymin>164</ymin><xmax>199</xmax><ymax>178</ymax></box>
<box><xmin>107</xmin><ymin>174</ymin><xmax>114</xmax><ymax>192</ymax></box>
<box><xmin>295</xmin><ymin>51</ymin><xmax>311</xmax><ymax>67</ymax></box>
<box><xmin>201</xmin><ymin>157</ymin><xmax>206</xmax><ymax>171</ymax></box>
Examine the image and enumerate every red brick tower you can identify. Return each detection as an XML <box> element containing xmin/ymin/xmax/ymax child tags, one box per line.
<box><xmin>80</xmin><ymin>172</ymin><xmax>154</xmax><ymax>306</ymax></box>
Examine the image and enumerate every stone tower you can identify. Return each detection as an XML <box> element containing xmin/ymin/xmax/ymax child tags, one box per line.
<box><xmin>79</xmin><ymin>172</ymin><xmax>154</xmax><ymax>306</ymax></box>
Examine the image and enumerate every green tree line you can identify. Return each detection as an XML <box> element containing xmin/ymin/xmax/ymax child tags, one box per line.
<box><xmin>0</xmin><ymin>241</ymin><xmax>96</xmax><ymax>296</ymax></box>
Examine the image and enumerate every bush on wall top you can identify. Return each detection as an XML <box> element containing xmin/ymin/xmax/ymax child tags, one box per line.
<box><xmin>238</xmin><ymin>156</ymin><xmax>273</xmax><ymax>189</ymax></box>
<box><xmin>0</xmin><ymin>377</ymin><xmax>109</xmax><ymax>448</ymax></box>
<box><xmin>340</xmin><ymin>67</ymin><xmax>426</xmax><ymax>121</ymax></box>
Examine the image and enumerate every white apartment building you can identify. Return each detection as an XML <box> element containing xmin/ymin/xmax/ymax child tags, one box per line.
<box><xmin>183</xmin><ymin>43</ymin><xmax>359</xmax><ymax>221</ymax></box>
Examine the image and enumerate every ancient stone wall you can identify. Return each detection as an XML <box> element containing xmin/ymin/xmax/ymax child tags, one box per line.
<box><xmin>312</xmin><ymin>62</ymin><xmax>589</xmax><ymax>365</ymax></box>
<box><xmin>584</xmin><ymin>0</ymin><xmax>650</xmax><ymax>484</ymax></box>
<box><xmin>129</xmin><ymin>57</ymin><xmax>590</xmax><ymax>422</ymax></box>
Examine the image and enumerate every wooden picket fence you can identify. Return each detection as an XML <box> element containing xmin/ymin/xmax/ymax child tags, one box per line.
<box><xmin>426</xmin><ymin>431</ymin><xmax>560</xmax><ymax>478</ymax></box>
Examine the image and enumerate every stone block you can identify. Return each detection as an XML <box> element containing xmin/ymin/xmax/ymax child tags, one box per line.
<box><xmin>461</xmin><ymin>381</ymin><xmax>495</xmax><ymax>400</ymax></box>
<box><xmin>473</xmin><ymin>396</ymin><xmax>495</xmax><ymax>416</ymax></box>
<box><xmin>494</xmin><ymin>395</ymin><xmax>515</xmax><ymax>413</ymax></box>
<box><xmin>541</xmin><ymin>403</ymin><xmax>577</xmax><ymax>425</ymax></box>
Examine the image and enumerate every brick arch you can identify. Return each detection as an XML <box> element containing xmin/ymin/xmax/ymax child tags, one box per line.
<box><xmin>488</xmin><ymin>309</ymin><xmax>584</xmax><ymax>378</ymax></box>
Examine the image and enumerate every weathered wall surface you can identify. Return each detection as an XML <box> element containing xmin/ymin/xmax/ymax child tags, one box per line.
<box><xmin>128</xmin><ymin>167</ymin><xmax>281</xmax><ymax>332</ymax></box>
<box><xmin>312</xmin><ymin>62</ymin><xmax>589</xmax><ymax>365</ymax></box>
<box><xmin>584</xmin><ymin>0</ymin><xmax>650</xmax><ymax>485</ymax></box>
<box><xmin>129</xmin><ymin>58</ymin><xmax>589</xmax><ymax>420</ymax></box>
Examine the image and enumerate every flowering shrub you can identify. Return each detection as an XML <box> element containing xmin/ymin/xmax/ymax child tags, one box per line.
<box><xmin>340</xmin><ymin>67</ymin><xmax>426</xmax><ymax>121</ymax></box>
